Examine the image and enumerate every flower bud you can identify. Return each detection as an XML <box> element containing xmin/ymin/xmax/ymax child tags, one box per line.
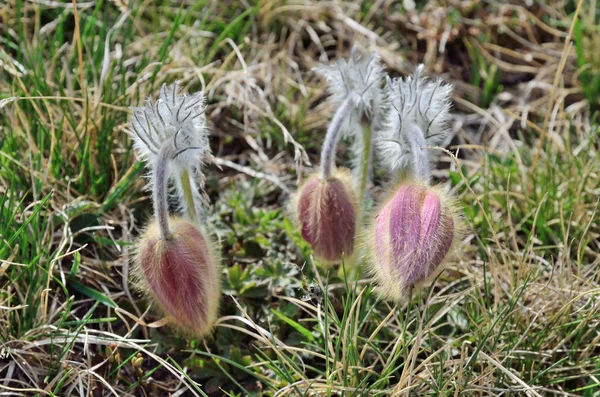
<box><xmin>134</xmin><ymin>217</ymin><xmax>220</xmax><ymax>336</ymax></box>
<box><xmin>368</xmin><ymin>183</ymin><xmax>457</xmax><ymax>299</ymax></box>
<box><xmin>295</xmin><ymin>170</ymin><xmax>357</xmax><ymax>263</ymax></box>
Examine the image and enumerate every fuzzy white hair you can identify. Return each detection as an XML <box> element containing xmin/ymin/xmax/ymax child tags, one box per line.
<box><xmin>377</xmin><ymin>65</ymin><xmax>453</xmax><ymax>180</ymax></box>
<box><xmin>128</xmin><ymin>82</ymin><xmax>209</xmax><ymax>223</ymax></box>
<box><xmin>129</xmin><ymin>82</ymin><xmax>209</xmax><ymax>170</ymax></box>
<box><xmin>314</xmin><ymin>48</ymin><xmax>385</xmax><ymax>181</ymax></box>
<box><xmin>314</xmin><ymin>47</ymin><xmax>385</xmax><ymax>134</ymax></box>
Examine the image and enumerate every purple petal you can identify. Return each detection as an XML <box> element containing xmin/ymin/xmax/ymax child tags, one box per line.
<box><xmin>141</xmin><ymin>222</ymin><xmax>217</xmax><ymax>333</ymax></box>
<box><xmin>297</xmin><ymin>176</ymin><xmax>356</xmax><ymax>262</ymax></box>
<box><xmin>389</xmin><ymin>185</ymin><xmax>426</xmax><ymax>289</ymax></box>
<box><xmin>375</xmin><ymin>185</ymin><xmax>455</xmax><ymax>295</ymax></box>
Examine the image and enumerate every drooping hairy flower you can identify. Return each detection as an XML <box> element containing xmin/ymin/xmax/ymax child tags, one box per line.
<box><xmin>377</xmin><ymin>66</ymin><xmax>453</xmax><ymax>180</ymax></box>
<box><xmin>314</xmin><ymin>48</ymin><xmax>385</xmax><ymax>127</ymax></box>
<box><xmin>366</xmin><ymin>182</ymin><xmax>459</xmax><ymax>300</ymax></box>
<box><xmin>293</xmin><ymin>50</ymin><xmax>384</xmax><ymax>263</ymax></box>
<box><xmin>127</xmin><ymin>83</ymin><xmax>220</xmax><ymax>336</ymax></box>
<box><xmin>134</xmin><ymin>217</ymin><xmax>220</xmax><ymax>335</ymax></box>
<box><xmin>295</xmin><ymin>169</ymin><xmax>357</xmax><ymax>263</ymax></box>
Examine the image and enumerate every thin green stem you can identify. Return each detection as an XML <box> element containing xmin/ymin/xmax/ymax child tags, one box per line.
<box><xmin>343</xmin><ymin>123</ymin><xmax>372</xmax><ymax>275</ymax></box>
<box><xmin>179</xmin><ymin>169</ymin><xmax>198</xmax><ymax>223</ymax></box>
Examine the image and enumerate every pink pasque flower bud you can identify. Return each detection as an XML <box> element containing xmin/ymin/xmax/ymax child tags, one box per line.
<box><xmin>295</xmin><ymin>170</ymin><xmax>357</xmax><ymax>263</ymax></box>
<box><xmin>368</xmin><ymin>183</ymin><xmax>457</xmax><ymax>300</ymax></box>
<box><xmin>134</xmin><ymin>217</ymin><xmax>220</xmax><ymax>336</ymax></box>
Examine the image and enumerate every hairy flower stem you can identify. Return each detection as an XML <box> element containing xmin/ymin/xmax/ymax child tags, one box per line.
<box><xmin>154</xmin><ymin>144</ymin><xmax>172</xmax><ymax>240</ymax></box>
<box><xmin>357</xmin><ymin>123</ymin><xmax>372</xmax><ymax>201</ymax></box>
<box><xmin>320</xmin><ymin>92</ymin><xmax>360</xmax><ymax>180</ymax></box>
<box><xmin>406</xmin><ymin>124</ymin><xmax>430</xmax><ymax>182</ymax></box>
<box><xmin>179</xmin><ymin>169</ymin><xmax>198</xmax><ymax>224</ymax></box>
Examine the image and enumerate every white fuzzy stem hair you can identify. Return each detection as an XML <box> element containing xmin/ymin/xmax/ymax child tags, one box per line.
<box><xmin>378</xmin><ymin>66</ymin><xmax>453</xmax><ymax>182</ymax></box>
<box><xmin>153</xmin><ymin>144</ymin><xmax>173</xmax><ymax>240</ymax></box>
<box><xmin>320</xmin><ymin>92</ymin><xmax>360</xmax><ymax>180</ymax></box>
<box><xmin>314</xmin><ymin>48</ymin><xmax>384</xmax><ymax>182</ymax></box>
<box><xmin>128</xmin><ymin>82</ymin><xmax>210</xmax><ymax>238</ymax></box>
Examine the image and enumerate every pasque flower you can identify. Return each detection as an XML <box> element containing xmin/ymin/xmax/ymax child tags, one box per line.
<box><xmin>294</xmin><ymin>50</ymin><xmax>384</xmax><ymax>263</ymax></box>
<box><xmin>135</xmin><ymin>217</ymin><xmax>220</xmax><ymax>334</ymax></box>
<box><xmin>294</xmin><ymin>95</ymin><xmax>359</xmax><ymax>263</ymax></box>
<box><xmin>368</xmin><ymin>183</ymin><xmax>458</xmax><ymax>300</ymax></box>
<box><xmin>296</xmin><ymin>169</ymin><xmax>357</xmax><ymax>263</ymax></box>
<box><xmin>128</xmin><ymin>82</ymin><xmax>220</xmax><ymax>335</ymax></box>
<box><xmin>367</xmin><ymin>66</ymin><xmax>461</xmax><ymax>299</ymax></box>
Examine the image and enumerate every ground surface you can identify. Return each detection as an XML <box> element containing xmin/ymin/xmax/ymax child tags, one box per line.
<box><xmin>1</xmin><ymin>0</ymin><xmax>599</xmax><ymax>396</ymax></box>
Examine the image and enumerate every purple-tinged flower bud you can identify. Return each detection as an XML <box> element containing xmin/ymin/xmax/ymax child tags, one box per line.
<box><xmin>134</xmin><ymin>217</ymin><xmax>220</xmax><ymax>336</ymax></box>
<box><xmin>368</xmin><ymin>183</ymin><xmax>458</xmax><ymax>300</ymax></box>
<box><xmin>295</xmin><ymin>170</ymin><xmax>357</xmax><ymax>263</ymax></box>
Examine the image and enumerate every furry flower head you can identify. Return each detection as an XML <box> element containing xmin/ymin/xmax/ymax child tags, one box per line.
<box><xmin>129</xmin><ymin>82</ymin><xmax>209</xmax><ymax>170</ymax></box>
<box><xmin>366</xmin><ymin>181</ymin><xmax>461</xmax><ymax>301</ymax></box>
<box><xmin>378</xmin><ymin>66</ymin><xmax>452</xmax><ymax>179</ymax></box>
<box><xmin>314</xmin><ymin>48</ymin><xmax>384</xmax><ymax>127</ymax></box>
<box><xmin>128</xmin><ymin>83</ymin><xmax>221</xmax><ymax>336</ymax></box>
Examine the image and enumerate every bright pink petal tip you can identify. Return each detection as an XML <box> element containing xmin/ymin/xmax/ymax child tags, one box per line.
<box><xmin>374</xmin><ymin>184</ymin><xmax>455</xmax><ymax>296</ymax></box>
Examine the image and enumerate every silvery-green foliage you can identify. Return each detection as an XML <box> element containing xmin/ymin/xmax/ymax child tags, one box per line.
<box><xmin>314</xmin><ymin>47</ymin><xmax>385</xmax><ymax>136</ymax></box>
<box><xmin>378</xmin><ymin>65</ymin><xmax>453</xmax><ymax>179</ymax></box>
<box><xmin>128</xmin><ymin>82</ymin><xmax>209</xmax><ymax>220</ymax></box>
<box><xmin>129</xmin><ymin>82</ymin><xmax>209</xmax><ymax>170</ymax></box>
